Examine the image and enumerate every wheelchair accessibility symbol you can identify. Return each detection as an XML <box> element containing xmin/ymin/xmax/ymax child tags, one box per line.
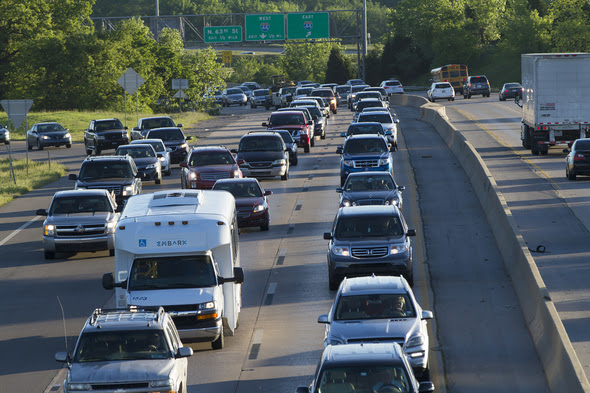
<box><xmin>139</xmin><ymin>239</ymin><xmax>147</xmax><ymax>247</ymax></box>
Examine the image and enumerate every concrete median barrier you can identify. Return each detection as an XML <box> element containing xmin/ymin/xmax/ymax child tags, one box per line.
<box><xmin>391</xmin><ymin>95</ymin><xmax>590</xmax><ymax>393</ymax></box>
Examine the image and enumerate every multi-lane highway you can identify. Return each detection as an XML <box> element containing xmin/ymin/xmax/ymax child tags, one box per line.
<box><xmin>2</xmin><ymin>94</ymin><xmax>578</xmax><ymax>393</ymax></box>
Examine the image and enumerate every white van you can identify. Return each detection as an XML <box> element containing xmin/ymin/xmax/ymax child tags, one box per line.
<box><xmin>102</xmin><ymin>190</ymin><xmax>244</xmax><ymax>350</ymax></box>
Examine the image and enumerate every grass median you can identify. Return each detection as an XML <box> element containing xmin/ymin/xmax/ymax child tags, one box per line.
<box><xmin>0</xmin><ymin>158</ymin><xmax>66</xmax><ymax>207</ymax></box>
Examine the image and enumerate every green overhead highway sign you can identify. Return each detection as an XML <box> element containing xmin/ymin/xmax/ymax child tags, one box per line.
<box><xmin>245</xmin><ymin>14</ymin><xmax>285</xmax><ymax>41</ymax></box>
<box><xmin>204</xmin><ymin>26</ymin><xmax>242</xmax><ymax>43</ymax></box>
<box><xmin>287</xmin><ymin>12</ymin><xmax>329</xmax><ymax>40</ymax></box>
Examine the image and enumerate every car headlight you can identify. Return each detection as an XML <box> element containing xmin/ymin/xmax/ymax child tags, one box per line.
<box><xmin>341</xmin><ymin>199</ymin><xmax>351</xmax><ymax>207</ymax></box>
<box><xmin>97</xmin><ymin>135</ymin><xmax>106</xmax><ymax>140</ymax></box>
<box><xmin>405</xmin><ymin>334</ymin><xmax>425</xmax><ymax>348</ymax></box>
<box><xmin>232</xmin><ymin>169</ymin><xmax>241</xmax><ymax>178</ymax></box>
<box><xmin>189</xmin><ymin>172</ymin><xmax>198</xmax><ymax>180</ymax></box>
<box><xmin>44</xmin><ymin>224</ymin><xmax>55</xmax><ymax>236</ymax></box>
<box><xmin>145</xmin><ymin>163</ymin><xmax>157</xmax><ymax>169</ymax></box>
<box><xmin>180</xmin><ymin>143</ymin><xmax>188</xmax><ymax>149</ymax></box>
<box><xmin>331</xmin><ymin>246</ymin><xmax>350</xmax><ymax>256</ymax></box>
<box><xmin>158</xmin><ymin>156</ymin><xmax>166</xmax><ymax>162</ymax></box>
<box><xmin>122</xmin><ymin>132</ymin><xmax>128</xmax><ymax>138</ymax></box>
<box><xmin>378</xmin><ymin>157</ymin><xmax>391</xmax><ymax>166</ymax></box>
<box><xmin>122</xmin><ymin>186</ymin><xmax>134</xmax><ymax>196</ymax></box>
<box><xmin>106</xmin><ymin>221</ymin><xmax>116</xmax><ymax>233</ymax></box>
<box><xmin>342</xmin><ymin>160</ymin><xmax>354</xmax><ymax>166</ymax></box>
<box><xmin>65</xmin><ymin>133</ymin><xmax>71</xmax><ymax>139</ymax></box>
<box><xmin>253</xmin><ymin>203</ymin><xmax>267</xmax><ymax>213</ymax></box>
<box><xmin>385</xmin><ymin>197</ymin><xmax>399</xmax><ymax>206</ymax></box>
<box><xmin>328</xmin><ymin>336</ymin><xmax>347</xmax><ymax>345</ymax></box>
<box><xmin>391</xmin><ymin>244</ymin><xmax>408</xmax><ymax>254</ymax></box>
<box><xmin>273</xmin><ymin>159</ymin><xmax>286</xmax><ymax>166</ymax></box>
<box><xmin>41</xmin><ymin>135</ymin><xmax>50</xmax><ymax>140</ymax></box>
<box><xmin>66</xmin><ymin>383</ymin><xmax>90</xmax><ymax>391</ymax></box>
<box><xmin>198</xmin><ymin>301</ymin><xmax>216</xmax><ymax>310</ymax></box>
<box><xmin>150</xmin><ymin>379</ymin><xmax>174</xmax><ymax>388</ymax></box>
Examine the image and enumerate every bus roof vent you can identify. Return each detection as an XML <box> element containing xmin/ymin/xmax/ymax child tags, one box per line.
<box><xmin>148</xmin><ymin>190</ymin><xmax>203</xmax><ymax>208</ymax></box>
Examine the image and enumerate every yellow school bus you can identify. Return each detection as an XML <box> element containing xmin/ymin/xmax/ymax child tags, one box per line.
<box><xmin>431</xmin><ymin>64</ymin><xmax>469</xmax><ymax>94</ymax></box>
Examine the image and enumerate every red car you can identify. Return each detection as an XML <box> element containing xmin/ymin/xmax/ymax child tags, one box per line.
<box><xmin>262</xmin><ymin>111</ymin><xmax>314</xmax><ymax>153</ymax></box>
<box><xmin>179</xmin><ymin>146</ymin><xmax>242</xmax><ymax>189</ymax></box>
<box><xmin>212</xmin><ymin>178</ymin><xmax>272</xmax><ymax>231</ymax></box>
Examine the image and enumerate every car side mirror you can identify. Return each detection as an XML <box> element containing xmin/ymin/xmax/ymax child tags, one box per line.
<box><xmin>179</xmin><ymin>162</ymin><xmax>189</xmax><ymax>168</ymax></box>
<box><xmin>336</xmin><ymin>147</ymin><xmax>343</xmax><ymax>154</ymax></box>
<box><xmin>186</xmin><ymin>136</ymin><xmax>193</xmax><ymax>140</ymax></box>
<box><xmin>230</xmin><ymin>149</ymin><xmax>238</xmax><ymax>154</ymax></box>
<box><xmin>115</xmin><ymin>204</ymin><xmax>124</xmax><ymax>213</ymax></box>
<box><xmin>262</xmin><ymin>122</ymin><xmax>268</xmax><ymax>127</ymax></box>
<box><xmin>36</xmin><ymin>209</ymin><xmax>48</xmax><ymax>216</ymax></box>
<box><xmin>398</xmin><ymin>185</ymin><xmax>405</xmax><ymax>191</ymax></box>
<box><xmin>264</xmin><ymin>190</ymin><xmax>273</xmax><ymax>196</ymax></box>
<box><xmin>68</xmin><ymin>174</ymin><xmax>77</xmax><ymax>180</ymax></box>
<box><xmin>418</xmin><ymin>381</ymin><xmax>435</xmax><ymax>393</ymax></box>
<box><xmin>563</xmin><ymin>148</ymin><xmax>570</xmax><ymax>153</ymax></box>
<box><xmin>340</xmin><ymin>132</ymin><xmax>345</xmax><ymax>137</ymax></box>
<box><xmin>102</xmin><ymin>272</ymin><xmax>126</xmax><ymax>290</ymax></box>
<box><xmin>336</xmin><ymin>187</ymin><xmax>343</xmax><ymax>193</ymax></box>
<box><xmin>133</xmin><ymin>127</ymin><xmax>140</xmax><ymax>131</ymax></box>
<box><xmin>124</xmin><ymin>126</ymin><xmax>128</xmax><ymax>130</ymax></box>
<box><xmin>176</xmin><ymin>346</ymin><xmax>193</xmax><ymax>358</ymax></box>
<box><xmin>317</xmin><ymin>314</ymin><xmax>329</xmax><ymax>324</ymax></box>
<box><xmin>406</xmin><ymin>229</ymin><xmax>416</xmax><ymax>237</ymax></box>
<box><xmin>177</xmin><ymin>123</ymin><xmax>183</xmax><ymax>128</ymax></box>
<box><xmin>323</xmin><ymin>232</ymin><xmax>333</xmax><ymax>240</ymax></box>
<box><xmin>394</xmin><ymin>118</ymin><xmax>400</xmax><ymax>124</ymax></box>
<box><xmin>157</xmin><ymin>153</ymin><xmax>163</xmax><ymax>158</ymax></box>
<box><xmin>296</xmin><ymin>387</ymin><xmax>310</xmax><ymax>393</ymax></box>
<box><xmin>135</xmin><ymin>173</ymin><xmax>143</xmax><ymax>178</ymax></box>
<box><xmin>55</xmin><ymin>352</ymin><xmax>70</xmax><ymax>363</ymax></box>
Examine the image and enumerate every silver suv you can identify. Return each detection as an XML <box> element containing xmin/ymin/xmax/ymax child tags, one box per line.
<box><xmin>36</xmin><ymin>189</ymin><xmax>122</xmax><ymax>259</ymax></box>
<box><xmin>55</xmin><ymin>307</ymin><xmax>193</xmax><ymax>393</ymax></box>
<box><xmin>318</xmin><ymin>275</ymin><xmax>433</xmax><ymax>379</ymax></box>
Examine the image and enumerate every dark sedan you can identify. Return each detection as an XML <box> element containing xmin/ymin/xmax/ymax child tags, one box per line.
<box><xmin>336</xmin><ymin>172</ymin><xmax>404</xmax><ymax>209</ymax></box>
<box><xmin>145</xmin><ymin>127</ymin><xmax>192</xmax><ymax>164</ymax></box>
<box><xmin>499</xmin><ymin>82</ymin><xmax>523</xmax><ymax>101</ymax></box>
<box><xmin>565</xmin><ymin>138</ymin><xmax>590</xmax><ymax>180</ymax></box>
<box><xmin>212</xmin><ymin>178</ymin><xmax>272</xmax><ymax>231</ymax></box>
<box><xmin>179</xmin><ymin>146</ymin><xmax>242</xmax><ymax>190</ymax></box>
<box><xmin>115</xmin><ymin>144</ymin><xmax>162</xmax><ymax>184</ymax></box>
<box><xmin>27</xmin><ymin>122</ymin><xmax>72</xmax><ymax>150</ymax></box>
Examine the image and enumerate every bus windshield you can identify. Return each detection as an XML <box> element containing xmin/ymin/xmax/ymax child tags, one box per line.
<box><xmin>128</xmin><ymin>255</ymin><xmax>217</xmax><ymax>290</ymax></box>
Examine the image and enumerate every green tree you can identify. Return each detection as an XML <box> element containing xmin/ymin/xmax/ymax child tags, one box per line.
<box><xmin>281</xmin><ymin>40</ymin><xmax>336</xmax><ymax>82</ymax></box>
<box><xmin>324</xmin><ymin>47</ymin><xmax>354</xmax><ymax>84</ymax></box>
<box><xmin>547</xmin><ymin>0</ymin><xmax>590</xmax><ymax>51</ymax></box>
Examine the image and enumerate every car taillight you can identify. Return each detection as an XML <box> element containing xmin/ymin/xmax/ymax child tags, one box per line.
<box><xmin>574</xmin><ymin>153</ymin><xmax>584</xmax><ymax>161</ymax></box>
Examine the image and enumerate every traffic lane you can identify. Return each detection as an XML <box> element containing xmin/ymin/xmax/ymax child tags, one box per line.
<box><xmin>0</xmin><ymin>141</ymin><xmax>100</xmax><ymax>172</ymax></box>
<box><xmin>183</xmin><ymin>109</ymin><xmax>340</xmax><ymax>392</ymax></box>
<box><xmin>400</xmin><ymin>104</ymin><xmax>550</xmax><ymax>392</ymax></box>
<box><xmin>442</xmin><ymin>102</ymin><xmax>590</xmax><ymax>381</ymax></box>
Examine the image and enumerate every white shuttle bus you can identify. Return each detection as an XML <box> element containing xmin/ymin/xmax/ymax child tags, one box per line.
<box><xmin>102</xmin><ymin>189</ymin><xmax>244</xmax><ymax>350</ymax></box>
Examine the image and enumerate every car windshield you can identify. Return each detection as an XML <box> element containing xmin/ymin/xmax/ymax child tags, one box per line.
<box><xmin>73</xmin><ymin>330</ymin><xmax>171</xmax><ymax>363</ymax></box>
<box><xmin>38</xmin><ymin>124</ymin><xmax>66</xmax><ymax>133</ymax></box>
<box><xmin>117</xmin><ymin>146</ymin><xmax>155</xmax><ymax>158</ymax></box>
<box><xmin>358</xmin><ymin>114</ymin><xmax>392</xmax><ymax>124</ymax></box>
<box><xmin>189</xmin><ymin>151</ymin><xmax>234</xmax><ymax>166</ymax></box>
<box><xmin>296</xmin><ymin>87</ymin><xmax>313</xmax><ymax>95</ymax></box>
<box><xmin>356</xmin><ymin>101</ymin><xmax>384</xmax><ymax>111</ymax></box>
<box><xmin>129</xmin><ymin>255</ymin><xmax>217</xmax><ymax>290</ymax></box>
<box><xmin>277</xmin><ymin>132</ymin><xmax>295</xmax><ymax>144</ymax></box>
<box><xmin>239</xmin><ymin>137</ymin><xmax>283</xmax><ymax>152</ymax></box>
<box><xmin>335</xmin><ymin>216</ymin><xmax>403</xmax><ymax>238</ymax></box>
<box><xmin>347</xmin><ymin>125</ymin><xmax>384</xmax><ymax>136</ymax></box>
<box><xmin>95</xmin><ymin>120</ymin><xmax>124</xmax><ymax>131</ymax></box>
<box><xmin>254</xmin><ymin>90</ymin><xmax>268</xmax><ymax>97</ymax></box>
<box><xmin>312</xmin><ymin>90</ymin><xmax>333</xmax><ymax>98</ymax></box>
<box><xmin>78</xmin><ymin>161</ymin><xmax>133</xmax><ymax>179</ymax></box>
<box><xmin>334</xmin><ymin>294</ymin><xmax>415</xmax><ymax>320</ymax></box>
<box><xmin>352</xmin><ymin>85</ymin><xmax>367</xmax><ymax>93</ymax></box>
<box><xmin>139</xmin><ymin>141</ymin><xmax>165</xmax><ymax>152</ymax></box>
<box><xmin>214</xmin><ymin>182</ymin><xmax>263</xmax><ymax>198</ymax></box>
<box><xmin>318</xmin><ymin>366</ymin><xmax>411</xmax><ymax>393</ymax></box>
<box><xmin>141</xmin><ymin>118</ymin><xmax>174</xmax><ymax>130</ymax></box>
<box><xmin>345</xmin><ymin>175</ymin><xmax>395</xmax><ymax>191</ymax></box>
<box><xmin>301</xmin><ymin>106</ymin><xmax>321</xmax><ymax>117</ymax></box>
<box><xmin>49</xmin><ymin>195</ymin><xmax>113</xmax><ymax>214</ymax></box>
<box><xmin>282</xmin><ymin>87</ymin><xmax>296</xmax><ymax>94</ymax></box>
<box><xmin>344</xmin><ymin>139</ymin><xmax>387</xmax><ymax>154</ymax></box>
<box><xmin>147</xmin><ymin>129</ymin><xmax>184</xmax><ymax>141</ymax></box>
<box><xmin>227</xmin><ymin>88</ymin><xmax>243</xmax><ymax>95</ymax></box>
<box><xmin>336</xmin><ymin>86</ymin><xmax>350</xmax><ymax>93</ymax></box>
<box><xmin>270</xmin><ymin>114</ymin><xmax>305</xmax><ymax>126</ymax></box>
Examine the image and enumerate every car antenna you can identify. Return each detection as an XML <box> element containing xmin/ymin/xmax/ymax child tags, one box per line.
<box><xmin>57</xmin><ymin>296</ymin><xmax>69</xmax><ymax>354</ymax></box>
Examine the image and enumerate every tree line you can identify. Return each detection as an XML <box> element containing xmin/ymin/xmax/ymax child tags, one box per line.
<box><xmin>1</xmin><ymin>0</ymin><xmax>588</xmax><ymax>114</ymax></box>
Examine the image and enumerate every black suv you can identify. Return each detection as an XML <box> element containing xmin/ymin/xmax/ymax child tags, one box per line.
<box><xmin>231</xmin><ymin>132</ymin><xmax>290</xmax><ymax>180</ymax></box>
<box><xmin>296</xmin><ymin>343</ymin><xmax>434</xmax><ymax>393</ymax></box>
<box><xmin>146</xmin><ymin>127</ymin><xmax>192</xmax><ymax>164</ymax></box>
<box><xmin>69</xmin><ymin>155</ymin><xmax>143</xmax><ymax>205</ymax></box>
<box><xmin>463</xmin><ymin>75</ymin><xmax>491</xmax><ymax>98</ymax></box>
<box><xmin>84</xmin><ymin>118</ymin><xmax>130</xmax><ymax>155</ymax></box>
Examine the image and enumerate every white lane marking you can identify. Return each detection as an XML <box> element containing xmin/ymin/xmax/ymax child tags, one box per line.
<box><xmin>0</xmin><ymin>216</ymin><xmax>41</xmax><ymax>247</ymax></box>
<box><xmin>253</xmin><ymin>328</ymin><xmax>264</xmax><ymax>344</ymax></box>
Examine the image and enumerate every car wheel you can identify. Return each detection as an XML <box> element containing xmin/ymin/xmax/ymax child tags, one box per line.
<box><xmin>292</xmin><ymin>154</ymin><xmax>298</xmax><ymax>166</ymax></box>
<box><xmin>27</xmin><ymin>142</ymin><xmax>32</xmax><ymax>151</ymax></box>
<box><xmin>431</xmin><ymin>97</ymin><xmax>435</xmax><ymax>102</ymax></box>
<box><xmin>44</xmin><ymin>251</ymin><xmax>55</xmax><ymax>260</ymax></box>
<box><xmin>261</xmin><ymin>218</ymin><xmax>270</xmax><ymax>231</ymax></box>
<box><xmin>37</xmin><ymin>140</ymin><xmax>43</xmax><ymax>150</ymax></box>
<box><xmin>95</xmin><ymin>145</ymin><xmax>101</xmax><ymax>155</ymax></box>
<box><xmin>155</xmin><ymin>177</ymin><xmax>161</xmax><ymax>185</ymax></box>
<box><xmin>310</xmin><ymin>137</ymin><xmax>315</xmax><ymax>147</ymax></box>
<box><xmin>321</xmin><ymin>129</ymin><xmax>326</xmax><ymax>140</ymax></box>
<box><xmin>211</xmin><ymin>325</ymin><xmax>224</xmax><ymax>350</ymax></box>
<box><xmin>467</xmin><ymin>93</ymin><xmax>472</xmax><ymax>99</ymax></box>
<box><xmin>340</xmin><ymin>177</ymin><xmax>346</xmax><ymax>187</ymax></box>
<box><xmin>281</xmin><ymin>170</ymin><xmax>289</xmax><ymax>181</ymax></box>
<box><xmin>333</xmin><ymin>108</ymin><xmax>337</xmax><ymax>114</ymax></box>
<box><xmin>451</xmin><ymin>97</ymin><xmax>455</xmax><ymax>101</ymax></box>
<box><xmin>304</xmin><ymin>145</ymin><xmax>310</xmax><ymax>153</ymax></box>
<box><xmin>66</xmin><ymin>143</ymin><xmax>72</xmax><ymax>148</ymax></box>
<box><xmin>109</xmin><ymin>249</ymin><xmax>115</xmax><ymax>257</ymax></box>
<box><xmin>166</xmin><ymin>168</ymin><xmax>171</xmax><ymax>176</ymax></box>
<box><xmin>85</xmin><ymin>148</ymin><xmax>92</xmax><ymax>156</ymax></box>
<box><xmin>463</xmin><ymin>94</ymin><xmax>467</xmax><ymax>99</ymax></box>
<box><xmin>328</xmin><ymin>267</ymin><xmax>339</xmax><ymax>291</ymax></box>
<box><xmin>568</xmin><ymin>167</ymin><xmax>576</xmax><ymax>180</ymax></box>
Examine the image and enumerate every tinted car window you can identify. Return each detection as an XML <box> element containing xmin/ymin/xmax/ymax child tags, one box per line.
<box><xmin>334</xmin><ymin>294</ymin><xmax>415</xmax><ymax>320</ymax></box>
<box><xmin>240</xmin><ymin>136</ymin><xmax>283</xmax><ymax>151</ymax></box>
<box><xmin>435</xmin><ymin>83</ymin><xmax>452</xmax><ymax>89</ymax></box>
<box><xmin>471</xmin><ymin>76</ymin><xmax>487</xmax><ymax>83</ymax></box>
<box><xmin>129</xmin><ymin>255</ymin><xmax>216</xmax><ymax>290</ymax></box>
<box><xmin>214</xmin><ymin>181</ymin><xmax>263</xmax><ymax>198</ymax></box>
<box><xmin>345</xmin><ymin>175</ymin><xmax>395</xmax><ymax>191</ymax></box>
<box><xmin>142</xmin><ymin>118</ymin><xmax>175</xmax><ymax>129</ymax></box>
<box><xmin>335</xmin><ymin>215</ymin><xmax>403</xmax><ymax>238</ymax></box>
<box><xmin>73</xmin><ymin>330</ymin><xmax>171</xmax><ymax>362</ymax></box>
<box><xmin>270</xmin><ymin>114</ymin><xmax>305</xmax><ymax>126</ymax></box>
<box><xmin>344</xmin><ymin>138</ymin><xmax>388</xmax><ymax>153</ymax></box>
<box><xmin>50</xmin><ymin>195</ymin><xmax>112</xmax><ymax>215</ymax></box>
<box><xmin>96</xmin><ymin>120</ymin><xmax>124</xmax><ymax>131</ymax></box>
<box><xmin>38</xmin><ymin>124</ymin><xmax>66</xmax><ymax>133</ymax></box>
<box><xmin>347</xmin><ymin>124</ymin><xmax>384</xmax><ymax>136</ymax></box>
<box><xmin>79</xmin><ymin>161</ymin><xmax>133</xmax><ymax>179</ymax></box>
<box><xmin>189</xmin><ymin>151</ymin><xmax>234</xmax><ymax>166</ymax></box>
<box><xmin>227</xmin><ymin>88</ymin><xmax>243</xmax><ymax>94</ymax></box>
<box><xmin>117</xmin><ymin>146</ymin><xmax>156</xmax><ymax>158</ymax></box>
<box><xmin>574</xmin><ymin>140</ymin><xmax>590</xmax><ymax>150</ymax></box>
<box><xmin>358</xmin><ymin>113</ymin><xmax>392</xmax><ymax>123</ymax></box>
<box><xmin>147</xmin><ymin>129</ymin><xmax>184</xmax><ymax>141</ymax></box>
